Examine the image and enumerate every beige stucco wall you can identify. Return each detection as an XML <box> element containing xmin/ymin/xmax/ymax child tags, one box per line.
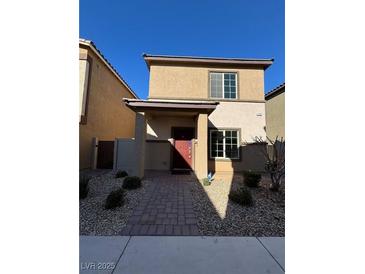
<box><xmin>208</xmin><ymin>144</ymin><xmax>266</xmax><ymax>173</ymax></box>
<box><xmin>79</xmin><ymin>46</ymin><xmax>136</xmax><ymax>169</ymax></box>
<box><xmin>149</xmin><ymin>65</ymin><xmax>264</xmax><ymax>101</ymax></box>
<box><xmin>146</xmin><ymin>115</ymin><xmax>195</xmax><ymax>140</ymax></box>
<box><xmin>208</xmin><ymin>101</ymin><xmax>266</xmax><ymax>172</ymax></box>
<box><xmin>145</xmin><ymin>142</ymin><xmax>171</xmax><ymax>170</ymax></box>
<box><xmin>145</xmin><ymin>115</ymin><xmax>195</xmax><ymax>171</ymax></box>
<box><xmin>208</xmin><ymin>101</ymin><xmax>266</xmax><ymax>142</ymax></box>
<box><xmin>195</xmin><ymin>113</ymin><xmax>208</xmax><ymax>180</ymax></box>
<box><xmin>265</xmin><ymin>91</ymin><xmax>285</xmax><ymax>141</ymax></box>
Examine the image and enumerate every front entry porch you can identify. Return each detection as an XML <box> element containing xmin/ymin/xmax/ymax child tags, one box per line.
<box><xmin>122</xmin><ymin>99</ymin><xmax>219</xmax><ymax>181</ymax></box>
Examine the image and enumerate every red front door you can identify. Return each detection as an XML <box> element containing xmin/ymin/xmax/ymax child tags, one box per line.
<box><xmin>172</xmin><ymin>127</ymin><xmax>195</xmax><ymax>170</ymax></box>
<box><xmin>173</xmin><ymin>140</ymin><xmax>192</xmax><ymax>169</ymax></box>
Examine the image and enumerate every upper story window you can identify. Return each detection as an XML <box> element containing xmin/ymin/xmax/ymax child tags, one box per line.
<box><xmin>210</xmin><ymin>72</ymin><xmax>237</xmax><ymax>99</ymax></box>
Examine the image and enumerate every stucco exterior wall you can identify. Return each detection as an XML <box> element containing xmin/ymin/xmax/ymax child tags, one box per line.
<box><xmin>195</xmin><ymin>113</ymin><xmax>208</xmax><ymax>180</ymax></box>
<box><xmin>208</xmin><ymin>101</ymin><xmax>266</xmax><ymax>142</ymax></box>
<box><xmin>79</xmin><ymin>46</ymin><xmax>136</xmax><ymax>169</ymax></box>
<box><xmin>149</xmin><ymin>65</ymin><xmax>264</xmax><ymax>101</ymax></box>
<box><xmin>208</xmin><ymin>144</ymin><xmax>266</xmax><ymax>173</ymax></box>
<box><xmin>146</xmin><ymin>115</ymin><xmax>195</xmax><ymax>140</ymax></box>
<box><xmin>145</xmin><ymin>142</ymin><xmax>171</xmax><ymax>170</ymax></box>
<box><xmin>265</xmin><ymin>91</ymin><xmax>285</xmax><ymax>141</ymax></box>
<box><xmin>208</xmin><ymin>101</ymin><xmax>266</xmax><ymax>172</ymax></box>
<box><xmin>114</xmin><ymin>138</ymin><xmax>136</xmax><ymax>175</ymax></box>
<box><xmin>144</xmin><ymin>115</ymin><xmax>195</xmax><ymax>171</ymax></box>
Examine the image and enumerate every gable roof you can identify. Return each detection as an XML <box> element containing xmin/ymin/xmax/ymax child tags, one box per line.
<box><xmin>79</xmin><ymin>38</ymin><xmax>138</xmax><ymax>99</ymax></box>
<box><xmin>265</xmin><ymin>82</ymin><xmax>285</xmax><ymax>100</ymax></box>
<box><xmin>143</xmin><ymin>54</ymin><xmax>274</xmax><ymax>70</ymax></box>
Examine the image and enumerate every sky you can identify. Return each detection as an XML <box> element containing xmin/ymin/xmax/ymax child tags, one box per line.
<box><xmin>80</xmin><ymin>0</ymin><xmax>284</xmax><ymax>99</ymax></box>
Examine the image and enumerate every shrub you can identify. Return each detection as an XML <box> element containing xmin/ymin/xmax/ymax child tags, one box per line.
<box><xmin>105</xmin><ymin>188</ymin><xmax>125</xmax><ymax>209</ymax></box>
<box><xmin>123</xmin><ymin>176</ymin><xmax>142</xmax><ymax>190</ymax></box>
<box><xmin>229</xmin><ymin>187</ymin><xmax>253</xmax><ymax>206</ymax></box>
<box><xmin>116</xmin><ymin>170</ymin><xmax>128</xmax><ymax>178</ymax></box>
<box><xmin>202</xmin><ymin>178</ymin><xmax>211</xmax><ymax>186</ymax></box>
<box><xmin>79</xmin><ymin>175</ymin><xmax>89</xmax><ymax>199</ymax></box>
<box><xmin>243</xmin><ymin>170</ymin><xmax>262</xmax><ymax>188</ymax></box>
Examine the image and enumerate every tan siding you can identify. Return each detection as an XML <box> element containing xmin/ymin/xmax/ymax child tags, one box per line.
<box><xmin>79</xmin><ymin>46</ymin><xmax>136</xmax><ymax>169</ymax></box>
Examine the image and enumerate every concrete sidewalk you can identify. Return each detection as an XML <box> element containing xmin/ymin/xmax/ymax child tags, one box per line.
<box><xmin>80</xmin><ymin>236</ymin><xmax>285</xmax><ymax>274</ymax></box>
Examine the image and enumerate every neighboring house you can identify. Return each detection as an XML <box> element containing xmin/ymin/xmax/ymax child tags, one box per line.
<box><xmin>79</xmin><ymin>38</ymin><xmax>138</xmax><ymax>170</ymax></box>
<box><xmin>120</xmin><ymin>54</ymin><xmax>273</xmax><ymax>180</ymax></box>
<box><xmin>265</xmin><ymin>83</ymin><xmax>285</xmax><ymax>141</ymax></box>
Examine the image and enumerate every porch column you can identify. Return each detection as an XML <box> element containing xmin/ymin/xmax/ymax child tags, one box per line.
<box><xmin>134</xmin><ymin>112</ymin><xmax>146</xmax><ymax>178</ymax></box>
<box><xmin>195</xmin><ymin>113</ymin><xmax>208</xmax><ymax>180</ymax></box>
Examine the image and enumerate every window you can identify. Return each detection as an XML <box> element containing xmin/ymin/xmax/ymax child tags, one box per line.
<box><xmin>210</xmin><ymin>129</ymin><xmax>240</xmax><ymax>159</ymax></box>
<box><xmin>210</xmin><ymin>72</ymin><xmax>237</xmax><ymax>99</ymax></box>
<box><xmin>79</xmin><ymin>58</ymin><xmax>91</xmax><ymax>124</ymax></box>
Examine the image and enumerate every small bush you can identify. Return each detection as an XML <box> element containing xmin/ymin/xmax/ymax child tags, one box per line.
<box><xmin>116</xmin><ymin>170</ymin><xmax>128</xmax><ymax>178</ymax></box>
<box><xmin>243</xmin><ymin>170</ymin><xmax>262</xmax><ymax>188</ymax></box>
<box><xmin>202</xmin><ymin>178</ymin><xmax>211</xmax><ymax>186</ymax></box>
<box><xmin>79</xmin><ymin>175</ymin><xmax>89</xmax><ymax>199</ymax></box>
<box><xmin>229</xmin><ymin>187</ymin><xmax>253</xmax><ymax>206</ymax></box>
<box><xmin>105</xmin><ymin>188</ymin><xmax>125</xmax><ymax>209</ymax></box>
<box><xmin>123</xmin><ymin>176</ymin><xmax>142</xmax><ymax>190</ymax></box>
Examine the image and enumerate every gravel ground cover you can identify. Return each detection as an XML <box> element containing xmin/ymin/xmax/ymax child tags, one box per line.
<box><xmin>191</xmin><ymin>174</ymin><xmax>285</xmax><ymax>236</ymax></box>
<box><xmin>79</xmin><ymin>172</ymin><xmax>149</xmax><ymax>235</ymax></box>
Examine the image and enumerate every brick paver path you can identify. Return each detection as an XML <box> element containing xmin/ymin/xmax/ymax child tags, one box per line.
<box><xmin>120</xmin><ymin>172</ymin><xmax>200</xmax><ymax>236</ymax></box>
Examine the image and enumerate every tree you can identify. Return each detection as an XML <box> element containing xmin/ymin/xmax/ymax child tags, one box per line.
<box><xmin>252</xmin><ymin>136</ymin><xmax>285</xmax><ymax>192</ymax></box>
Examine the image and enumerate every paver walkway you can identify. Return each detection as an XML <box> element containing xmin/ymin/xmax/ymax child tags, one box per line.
<box><xmin>120</xmin><ymin>171</ymin><xmax>200</xmax><ymax>236</ymax></box>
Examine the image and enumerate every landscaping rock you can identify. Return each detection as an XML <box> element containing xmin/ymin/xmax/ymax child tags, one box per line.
<box><xmin>190</xmin><ymin>174</ymin><xmax>284</xmax><ymax>236</ymax></box>
<box><xmin>79</xmin><ymin>171</ymin><xmax>149</xmax><ymax>235</ymax></box>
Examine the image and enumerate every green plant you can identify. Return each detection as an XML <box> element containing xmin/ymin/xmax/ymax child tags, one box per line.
<box><xmin>243</xmin><ymin>170</ymin><xmax>262</xmax><ymax>188</ymax></box>
<box><xmin>229</xmin><ymin>187</ymin><xmax>253</xmax><ymax>206</ymax></box>
<box><xmin>79</xmin><ymin>175</ymin><xmax>90</xmax><ymax>199</ymax></box>
<box><xmin>116</xmin><ymin>170</ymin><xmax>128</xmax><ymax>178</ymax></box>
<box><xmin>202</xmin><ymin>178</ymin><xmax>211</xmax><ymax>186</ymax></box>
<box><xmin>252</xmin><ymin>136</ymin><xmax>285</xmax><ymax>192</ymax></box>
<box><xmin>123</xmin><ymin>176</ymin><xmax>142</xmax><ymax>190</ymax></box>
<box><xmin>105</xmin><ymin>188</ymin><xmax>125</xmax><ymax>209</ymax></box>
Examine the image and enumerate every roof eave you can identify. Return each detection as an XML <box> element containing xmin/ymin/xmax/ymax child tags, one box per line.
<box><xmin>143</xmin><ymin>54</ymin><xmax>273</xmax><ymax>70</ymax></box>
<box><xmin>265</xmin><ymin>83</ymin><xmax>285</xmax><ymax>99</ymax></box>
<box><xmin>80</xmin><ymin>38</ymin><xmax>139</xmax><ymax>99</ymax></box>
<box><xmin>123</xmin><ymin>98</ymin><xmax>219</xmax><ymax>114</ymax></box>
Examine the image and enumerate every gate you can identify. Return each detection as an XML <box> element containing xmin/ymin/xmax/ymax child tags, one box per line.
<box><xmin>96</xmin><ymin>141</ymin><xmax>114</xmax><ymax>169</ymax></box>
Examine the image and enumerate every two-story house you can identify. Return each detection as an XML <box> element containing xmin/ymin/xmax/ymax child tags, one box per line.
<box><xmin>121</xmin><ymin>54</ymin><xmax>273</xmax><ymax>181</ymax></box>
<box><xmin>79</xmin><ymin>39</ymin><xmax>138</xmax><ymax>170</ymax></box>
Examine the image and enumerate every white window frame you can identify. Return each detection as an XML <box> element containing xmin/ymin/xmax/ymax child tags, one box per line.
<box><xmin>209</xmin><ymin>72</ymin><xmax>237</xmax><ymax>99</ymax></box>
<box><xmin>209</xmin><ymin>129</ymin><xmax>240</xmax><ymax>159</ymax></box>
